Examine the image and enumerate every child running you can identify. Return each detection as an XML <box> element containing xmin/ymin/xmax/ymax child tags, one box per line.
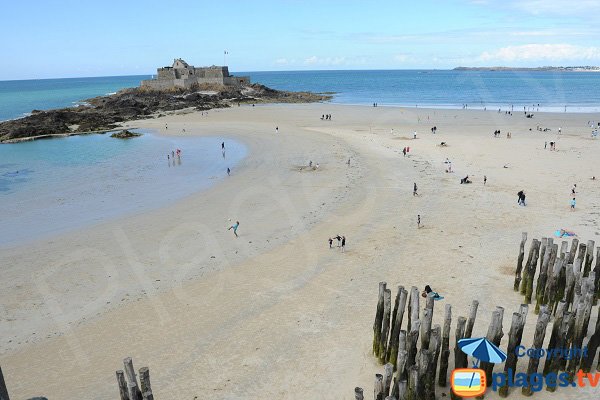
<box><xmin>228</xmin><ymin>221</ymin><xmax>240</xmax><ymax>237</ymax></box>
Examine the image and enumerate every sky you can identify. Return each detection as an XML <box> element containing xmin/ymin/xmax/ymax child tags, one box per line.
<box><xmin>1</xmin><ymin>0</ymin><xmax>599</xmax><ymax>80</ymax></box>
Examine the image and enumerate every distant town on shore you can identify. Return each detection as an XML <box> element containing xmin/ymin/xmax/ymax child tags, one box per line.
<box><xmin>454</xmin><ymin>66</ymin><xmax>600</xmax><ymax>71</ymax></box>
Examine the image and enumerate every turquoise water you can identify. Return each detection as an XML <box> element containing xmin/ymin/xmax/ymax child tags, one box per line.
<box><xmin>2</xmin><ymin>70</ymin><xmax>600</xmax><ymax>121</ymax></box>
<box><xmin>0</xmin><ymin>132</ymin><xmax>245</xmax><ymax>246</ymax></box>
<box><xmin>0</xmin><ymin>75</ymin><xmax>150</xmax><ymax>121</ymax></box>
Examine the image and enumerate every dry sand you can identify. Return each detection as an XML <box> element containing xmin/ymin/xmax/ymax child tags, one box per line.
<box><xmin>1</xmin><ymin>104</ymin><xmax>600</xmax><ymax>399</ymax></box>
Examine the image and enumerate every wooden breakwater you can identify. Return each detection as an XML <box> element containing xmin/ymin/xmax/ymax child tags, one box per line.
<box><xmin>358</xmin><ymin>233</ymin><xmax>600</xmax><ymax>399</ymax></box>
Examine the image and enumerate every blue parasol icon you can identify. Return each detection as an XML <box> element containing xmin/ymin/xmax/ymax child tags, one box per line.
<box><xmin>458</xmin><ymin>337</ymin><xmax>507</xmax><ymax>367</ymax></box>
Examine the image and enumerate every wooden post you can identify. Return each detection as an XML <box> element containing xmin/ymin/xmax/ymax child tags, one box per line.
<box><xmin>420</xmin><ymin>308</ymin><xmax>433</xmax><ymax>350</ymax></box>
<box><xmin>0</xmin><ymin>366</ymin><xmax>10</xmax><ymax>400</ymax></box>
<box><xmin>354</xmin><ymin>387</ymin><xmax>364</xmax><ymax>400</ymax></box>
<box><xmin>567</xmin><ymin>293</ymin><xmax>594</xmax><ymax>378</ymax></box>
<box><xmin>407</xmin><ymin>286</ymin><xmax>420</xmax><ymax>333</ymax></box>
<box><xmin>388</xmin><ymin>287</ymin><xmax>408</xmax><ymax>365</ymax></box>
<box><xmin>543</xmin><ymin>301</ymin><xmax>566</xmax><ymax>374</ymax></box>
<box><xmin>498</xmin><ymin>307</ymin><xmax>527</xmax><ymax>398</ymax></box>
<box><xmin>374</xmin><ymin>282</ymin><xmax>387</xmax><ymax>356</ymax></box>
<box><xmin>123</xmin><ymin>357</ymin><xmax>142</xmax><ymax>400</ymax></box>
<box><xmin>545</xmin><ymin>311</ymin><xmax>572</xmax><ymax>392</ymax></box>
<box><xmin>116</xmin><ymin>370</ymin><xmax>128</xmax><ymax>400</ymax></box>
<box><xmin>464</xmin><ymin>300</ymin><xmax>479</xmax><ymax>338</ymax></box>
<box><xmin>407</xmin><ymin>320</ymin><xmax>420</xmax><ymax>368</ymax></box>
<box><xmin>428</xmin><ymin>325</ymin><xmax>441</xmax><ymax>396</ymax></box>
<box><xmin>544</xmin><ymin>257</ymin><xmax>564</xmax><ymax>314</ymax></box>
<box><xmin>407</xmin><ymin>366</ymin><xmax>419</xmax><ymax>400</ymax></box>
<box><xmin>397</xmin><ymin>379</ymin><xmax>407</xmax><ymax>400</ymax></box>
<box><xmin>535</xmin><ymin>243</ymin><xmax>555</xmax><ymax>313</ymax></box>
<box><xmin>438</xmin><ymin>304</ymin><xmax>452</xmax><ymax>387</ymax></box>
<box><xmin>396</xmin><ymin>331</ymin><xmax>408</xmax><ymax>378</ymax></box>
<box><xmin>451</xmin><ymin>317</ymin><xmax>467</xmax><ymax>400</ymax></box>
<box><xmin>584</xmin><ymin>240</ymin><xmax>595</xmax><ymax>277</ymax></box>
<box><xmin>539</xmin><ymin>237</ymin><xmax>548</xmax><ymax>269</ymax></box>
<box><xmin>380</xmin><ymin>288</ymin><xmax>392</xmax><ymax>363</ymax></box>
<box><xmin>524</xmin><ymin>240</ymin><xmax>541</xmax><ymax>303</ymax></box>
<box><xmin>139</xmin><ymin>367</ymin><xmax>153</xmax><ymax>400</ymax></box>
<box><xmin>580</xmin><ymin>306</ymin><xmax>600</xmax><ymax>372</ymax></box>
<box><xmin>594</xmin><ymin>247</ymin><xmax>600</xmax><ymax>305</ymax></box>
<box><xmin>481</xmin><ymin>307</ymin><xmax>504</xmax><ymax>384</ymax></box>
<box><xmin>520</xmin><ymin>238</ymin><xmax>538</xmax><ymax>295</ymax></box>
<box><xmin>514</xmin><ymin>232</ymin><xmax>528</xmax><ymax>291</ymax></box>
<box><xmin>417</xmin><ymin>349</ymin><xmax>435</xmax><ymax>400</ymax></box>
<box><xmin>383</xmin><ymin>363</ymin><xmax>394</xmax><ymax>398</ymax></box>
<box><xmin>567</xmin><ymin>238</ymin><xmax>579</xmax><ymax>264</ymax></box>
<box><xmin>521</xmin><ymin>308</ymin><xmax>551</xmax><ymax>396</ymax></box>
<box><xmin>375</xmin><ymin>374</ymin><xmax>385</xmax><ymax>400</ymax></box>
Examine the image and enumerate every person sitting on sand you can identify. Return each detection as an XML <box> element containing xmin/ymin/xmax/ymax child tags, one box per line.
<box><xmin>559</xmin><ymin>229</ymin><xmax>576</xmax><ymax>238</ymax></box>
<box><xmin>440</xmin><ymin>142</ymin><xmax>447</xmax><ymax>146</ymax></box>
<box><xmin>460</xmin><ymin>175</ymin><xmax>472</xmax><ymax>184</ymax></box>
<box><xmin>422</xmin><ymin>285</ymin><xmax>442</xmax><ymax>300</ymax></box>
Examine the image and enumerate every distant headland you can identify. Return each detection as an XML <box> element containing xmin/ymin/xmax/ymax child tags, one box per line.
<box><xmin>454</xmin><ymin>66</ymin><xmax>600</xmax><ymax>72</ymax></box>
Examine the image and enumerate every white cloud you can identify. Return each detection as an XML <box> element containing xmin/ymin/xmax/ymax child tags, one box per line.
<box><xmin>303</xmin><ymin>56</ymin><xmax>347</xmax><ymax>66</ymax></box>
<box><xmin>479</xmin><ymin>44</ymin><xmax>600</xmax><ymax>62</ymax></box>
<box><xmin>275</xmin><ymin>58</ymin><xmax>290</xmax><ymax>65</ymax></box>
<box><xmin>512</xmin><ymin>0</ymin><xmax>600</xmax><ymax>16</ymax></box>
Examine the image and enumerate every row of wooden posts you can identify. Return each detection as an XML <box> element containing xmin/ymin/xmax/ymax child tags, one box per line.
<box><xmin>356</xmin><ymin>233</ymin><xmax>600</xmax><ymax>399</ymax></box>
<box><xmin>116</xmin><ymin>357</ymin><xmax>154</xmax><ymax>400</ymax></box>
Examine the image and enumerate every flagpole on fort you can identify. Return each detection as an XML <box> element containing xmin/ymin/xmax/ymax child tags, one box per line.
<box><xmin>224</xmin><ymin>50</ymin><xmax>228</xmax><ymax>66</ymax></box>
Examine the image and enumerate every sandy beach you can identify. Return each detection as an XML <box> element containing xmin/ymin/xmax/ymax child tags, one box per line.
<box><xmin>1</xmin><ymin>103</ymin><xmax>600</xmax><ymax>399</ymax></box>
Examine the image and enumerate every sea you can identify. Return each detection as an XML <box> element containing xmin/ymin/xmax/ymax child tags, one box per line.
<box><xmin>1</xmin><ymin>70</ymin><xmax>600</xmax><ymax>245</ymax></box>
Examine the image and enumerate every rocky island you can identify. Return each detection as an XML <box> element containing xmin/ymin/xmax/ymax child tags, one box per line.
<box><xmin>0</xmin><ymin>59</ymin><xmax>331</xmax><ymax>143</ymax></box>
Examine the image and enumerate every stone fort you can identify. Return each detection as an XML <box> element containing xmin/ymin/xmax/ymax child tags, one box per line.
<box><xmin>141</xmin><ymin>58</ymin><xmax>250</xmax><ymax>90</ymax></box>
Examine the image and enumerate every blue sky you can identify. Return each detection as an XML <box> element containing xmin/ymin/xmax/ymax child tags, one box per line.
<box><xmin>1</xmin><ymin>0</ymin><xmax>599</xmax><ymax>79</ymax></box>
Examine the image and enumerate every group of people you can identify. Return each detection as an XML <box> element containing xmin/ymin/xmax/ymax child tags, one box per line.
<box><xmin>570</xmin><ymin>184</ymin><xmax>577</xmax><ymax>211</ymax></box>
<box><xmin>320</xmin><ymin>114</ymin><xmax>333</xmax><ymax>120</ymax></box>
<box><xmin>430</xmin><ymin>126</ymin><xmax>438</xmax><ymax>134</ymax></box>
<box><xmin>167</xmin><ymin>149</ymin><xmax>182</xmax><ymax>165</ymax></box>
<box><xmin>328</xmin><ymin>235</ymin><xmax>347</xmax><ymax>251</ymax></box>
<box><xmin>402</xmin><ymin>146</ymin><xmax>411</xmax><ymax>157</ymax></box>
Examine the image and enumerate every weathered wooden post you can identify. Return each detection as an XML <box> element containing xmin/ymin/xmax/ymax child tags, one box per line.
<box><xmin>375</xmin><ymin>374</ymin><xmax>385</xmax><ymax>400</ymax></box>
<box><xmin>593</xmin><ymin>247</ymin><xmax>600</xmax><ymax>305</ymax></box>
<box><xmin>407</xmin><ymin>286</ymin><xmax>420</xmax><ymax>333</ymax></box>
<box><xmin>388</xmin><ymin>287</ymin><xmax>408</xmax><ymax>365</ymax></box>
<box><xmin>535</xmin><ymin>243</ymin><xmax>555</xmax><ymax>313</ymax></box>
<box><xmin>407</xmin><ymin>366</ymin><xmax>419</xmax><ymax>400</ymax></box>
<box><xmin>421</xmin><ymin>348</ymin><xmax>437</xmax><ymax>400</ymax></box>
<box><xmin>514</xmin><ymin>232</ymin><xmax>528</xmax><ymax>291</ymax></box>
<box><xmin>451</xmin><ymin>317</ymin><xmax>467</xmax><ymax>400</ymax></box>
<box><xmin>567</xmin><ymin>293</ymin><xmax>594</xmax><ymax>378</ymax></box>
<box><xmin>420</xmin><ymin>308</ymin><xmax>433</xmax><ymax>350</ymax></box>
<box><xmin>354</xmin><ymin>387</ymin><xmax>364</xmax><ymax>400</ymax></box>
<box><xmin>380</xmin><ymin>288</ymin><xmax>392</xmax><ymax>363</ymax></box>
<box><xmin>0</xmin><ymin>366</ymin><xmax>10</xmax><ymax>400</ymax></box>
<box><xmin>524</xmin><ymin>240</ymin><xmax>541</xmax><ymax>303</ymax></box>
<box><xmin>481</xmin><ymin>307</ymin><xmax>504</xmax><ymax>384</ymax></box>
<box><xmin>542</xmin><ymin>301</ymin><xmax>566</xmax><ymax>374</ymax></box>
<box><xmin>139</xmin><ymin>367</ymin><xmax>153</xmax><ymax>400</ymax></box>
<box><xmin>545</xmin><ymin>311</ymin><xmax>573</xmax><ymax>392</ymax></box>
<box><xmin>520</xmin><ymin>238</ymin><xmax>538</xmax><ymax>295</ymax></box>
<box><xmin>123</xmin><ymin>357</ymin><xmax>142</xmax><ymax>400</ymax></box>
<box><xmin>583</xmin><ymin>240</ymin><xmax>595</xmax><ymax>277</ymax></box>
<box><xmin>116</xmin><ymin>370</ymin><xmax>128</xmax><ymax>400</ymax></box>
<box><xmin>374</xmin><ymin>282</ymin><xmax>387</xmax><ymax>356</ymax></box>
<box><xmin>396</xmin><ymin>331</ymin><xmax>408</xmax><ymax>379</ymax></box>
<box><xmin>580</xmin><ymin>306</ymin><xmax>600</xmax><ymax>372</ymax></box>
<box><xmin>567</xmin><ymin>238</ymin><xmax>579</xmax><ymax>263</ymax></box>
<box><xmin>397</xmin><ymin>379</ymin><xmax>407</xmax><ymax>400</ymax></box>
<box><xmin>407</xmin><ymin>320</ymin><xmax>421</xmax><ymax>368</ymax></box>
<box><xmin>499</xmin><ymin>310</ymin><xmax>526</xmax><ymax>398</ymax></box>
<box><xmin>438</xmin><ymin>304</ymin><xmax>452</xmax><ymax>387</ymax></box>
<box><xmin>383</xmin><ymin>363</ymin><xmax>394</xmax><ymax>398</ymax></box>
<box><xmin>464</xmin><ymin>300</ymin><xmax>479</xmax><ymax>339</ymax></box>
<box><xmin>429</xmin><ymin>325</ymin><xmax>441</xmax><ymax>395</ymax></box>
<box><xmin>521</xmin><ymin>308</ymin><xmax>551</xmax><ymax>396</ymax></box>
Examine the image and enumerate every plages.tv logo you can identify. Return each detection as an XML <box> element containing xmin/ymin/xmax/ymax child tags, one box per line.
<box><xmin>451</xmin><ymin>337</ymin><xmax>507</xmax><ymax>398</ymax></box>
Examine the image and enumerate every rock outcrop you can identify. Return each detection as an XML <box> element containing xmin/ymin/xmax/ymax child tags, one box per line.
<box><xmin>0</xmin><ymin>84</ymin><xmax>331</xmax><ymax>142</ymax></box>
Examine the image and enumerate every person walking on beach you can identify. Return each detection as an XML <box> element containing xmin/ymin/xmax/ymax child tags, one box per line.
<box><xmin>413</xmin><ymin>183</ymin><xmax>419</xmax><ymax>196</ymax></box>
<box><xmin>275</xmin><ymin>126</ymin><xmax>279</xmax><ymax>134</ymax></box>
<box><xmin>571</xmin><ymin>197</ymin><xmax>576</xmax><ymax>211</ymax></box>
<box><xmin>222</xmin><ymin>142</ymin><xmax>225</xmax><ymax>150</ymax></box>
<box><xmin>403</xmin><ymin>147</ymin><xmax>407</xmax><ymax>157</ymax></box>
<box><xmin>228</xmin><ymin>221</ymin><xmax>240</xmax><ymax>237</ymax></box>
<box><xmin>328</xmin><ymin>238</ymin><xmax>333</xmax><ymax>248</ymax></box>
<box><xmin>334</xmin><ymin>235</ymin><xmax>342</xmax><ymax>247</ymax></box>
<box><xmin>341</xmin><ymin>236</ymin><xmax>346</xmax><ymax>252</ymax></box>
<box><xmin>227</xmin><ymin>167</ymin><xmax>231</xmax><ymax>176</ymax></box>
<box><xmin>417</xmin><ymin>214</ymin><xmax>421</xmax><ymax>228</ymax></box>
<box><xmin>484</xmin><ymin>175</ymin><xmax>487</xmax><ymax>185</ymax></box>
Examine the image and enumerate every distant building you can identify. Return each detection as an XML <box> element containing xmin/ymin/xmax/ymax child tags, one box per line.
<box><xmin>141</xmin><ymin>58</ymin><xmax>250</xmax><ymax>90</ymax></box>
